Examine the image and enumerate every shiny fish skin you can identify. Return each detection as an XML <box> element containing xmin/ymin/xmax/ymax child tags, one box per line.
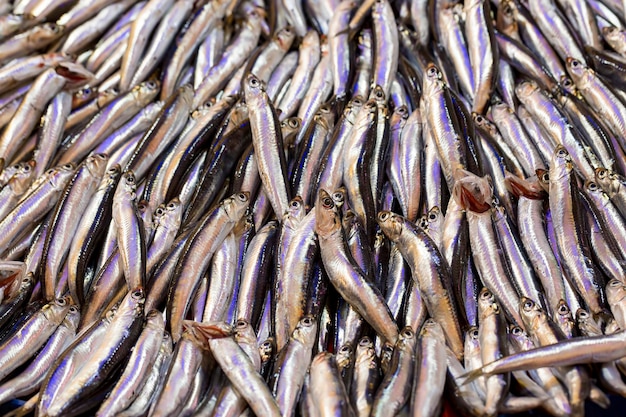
<box><xmin>4</xmin><ymin>0</ymin><xmax>626</xmax><ymax>415</ymax></box>
<box><xmin>167</xmin><ymin>193</ymin><xmax>249</xmax><ymax>342</ymax></box>
<box><xmin>378</xmin><ymin>211</ymin><xmax>464</xmax><ymax>360</ymax></box>
<box><xmin>112</xmin><ymin>171</ymin><xmax>146</xmax><ymax>294</ymax></box>
<box><xmin>316</xmin><ymin>190</ymin><xmax>399</xmax><ymax>345</ymax></box>
<box><xmin>244</xmin><ymin>73</ymin><xmax>291</xmax><ymax>219</ymax></box>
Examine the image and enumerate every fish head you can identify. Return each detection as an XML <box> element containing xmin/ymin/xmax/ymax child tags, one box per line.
<box><xmin>336</xmin><ymin>343</ymin><xmax>353</xmax><ymax>368</ymax></box>
<box><xmin>233</xmin><ymin>319</ymin><xmax>256</xmax><ymax>345</ymax></box>
<box><xmin>44</xmin><ymin>296</ymin><xmax>72</xmax><ymax>322</ymax></box>
<box><xmin>118</xmin><ymin>170</ymin><xmax>137</xmax><ymax>198</ymax></box>
<box><xmin>391</xmin><ymin>105</ymin><xmax>410</xmax><ymax>128</ymax></box>
<box><xmin>397</xmin><ymin>326</ymin><xmax>416</xmax><ymax>350</ymax></box>
<box><xmin>223</xmin><ymin>192</ymin><xmax>250</xmax><ymax>222</ymax></box>
<box><xmin>514</xmin><ymin>80</ymin><xmax>540</xmax><ymax>102</ymax></box>
<box><xmin>72</xmin><ymin>86</ymin><xmax>96</xmax><ymax>108</ymax></box>
<box><xmin>478</xmin><ymin>288</ymin><xmax>499</xmax><ymax>317</ymax></box>
<box><xmin>422</xmin><ymin>63</ymin><xmax>445</xmax><ymax>98</ymax></box>
<box><xmin>183</xmin><ymin>320</ymin><xmax>232</xmax><ymax>350</ymax></box>
<box><xmin>243</xmin><ymin>73</ymin><xmax>266</xmax><ymax>99</ymax></box>
<box><xmin>145</xmin><ymin>309</ymin><xmax>165</xmax><ymax>329</ymax></box>
<box><xmin>49</xmin><ymin>163</ymin><xmax>76</xmax><ymax>190</ymax></box>
<box><xmin>56</xmin><ymin>61</ymin><xmax>94</xmax><ymax>91</ymax></box>
<box><xmin>331</xmin><ymin>187</ymin><xmax>346</xmax><ymax>209</ymax></box>
<box><xmin>420</xmin><ymin>318</ymin><xmax>444</xmax><ymax>338</ymax></box>
<box><xmin>452</xmin><ymin>170</ymin><xmax>492</xmax><ymax>213</ymax></box>
<box><xmin>465</xmin><ymin>326</ymin><xmax>480</xmax><ymax>349</ymax></box>
<box><xmin>473</xmin><ymin>113</ymin><xmax>497</xmax><ymax>137</ymax></box>
<box><xmin>259</xmin><ymin>338</ymin><xmax>275</xmax><ymax>362</ymax></box>
<box><xmin>63</xmin><ymin>304</ymin><xmax>81</xmax><ymax>332</ymax></box>
<box><xmin>565</xmin><ymin>57</ymin><xmax>589</xmax><ymax>86</ymax></box>
<box><xmin>576</xmin><ymin>308</ymin><xmax>602</xmax><ymax>336</ymax></box>
<box><xmin>369</xmin><ymin>85</ymin><xmax>386</xmax><ymax>104</ymax></box>
<box><xmin>84</xmin><ymin>153</ymin><xmax>108</xmax><ymax>178</ymax></box>
<box><xmin>9</xmin><ymin>160</ymin><xmax>36</xmax><ymax>195</ymax></box>
<box><xmin>606</xmin><ymin>279</ymin><xmax>626</xmax><ymax>306</ymax></box>
<box><xmin>274</xmin><ymin>26</ymin><xmax>296</xmax><ymax>50</ymax></box>
<box><xmin>504</xmin><ymin>172</ymin><xmax>546</xmax><ymax>200</ymax></box>
<box><xmin>376</xmin><ymin>211</ymin><xmax>403</xmax><ymax>242</ymax></box>
<box><xmin>293</xmin><ymin>315</ymin><xmax>317</xmax><ymax>344</ymax></box>
<box><xmin>519</xmin><ymin>297</ymin><xmax>545</xmax><ymax>333</ymax></box>
<box><xmin>549</xmin><ymin>146</ymin><xmax>574</xmax><ymax>180</ymax></box>
<box><xmin>315</xmin><ymin>190</ymin><xmax>340</xmax><ymax>237</ymax></box>
<box><xmin>281</xmin><ymin>117</ymin><xmax>301</xmax><ymax>147</ymax></box>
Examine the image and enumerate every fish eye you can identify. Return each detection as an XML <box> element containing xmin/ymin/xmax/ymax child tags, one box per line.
<box><xmin>107</xmin><ymin>166</ymin><xmax>118</xmax><ymax>174</ymax></box>
<box><xmin>340</xmin><ymin>345</ymin><xmax>351</xmax><ymax>353</ymax></box>
<box><xmin>475</xmin><ymin>115</ymin><xmax>484</xmax><ymax>124</ymax></box>
<box><xmin>578</xmin><ymin>310</ymin><xmax>589</xmax><ymax>319</ymax></box>
<box><xmin>63</xmin><ymin>163</ymin><xmax>73</xmax><ymax>170</ymax></box>
<box><xmin>570</xmin><ymin>59</ymin><xmax>581</xmax><ymax>68</ymax></box>
<box><xmin>418</xmin><ymin>218</ymin><xmax>427</xmax><ymax>228</ymax></box>
<box><xmin>95</xmin><ymin>153</ymin><xmax>106</xmax><ymax>160</ymax></box>
<box><xmin>375</xmin><ymin>88</ymin><xmax>384</xmax><ymax>100</ymax></box>
<box><xmin>261</xmin><ymin>340</ymin><xmax>272</xmax><ymax>349</ymax></box>
<box><xmin>69</xmin><ymin>305</ymin><xmax>78</xmax><ymax>313</ymax></box>
<box><xmin>320</xmin><ymin>104</ymin><xmax>331</xmax><ymax>113</ymax></box>
<box><xmin>302</xmin><ymin>317</ymin><xmax>312</xmax><ymax>326</ymax></box>
<box><xmin>126</xmin><ymin>175</ymin><xmax>135</xmax><ymax>183</ymax></box>
<box><xmin>146</xmin><ymin>80</ymin><xmax>157</xmax><ymax>89</ymax></box>
<box><xmin>556</xmin><ymin>148</ymin><xmax>568</xmax><ymax>158</ymax></box>
<box><xmin>511</xmin><ymin>326</ymin><xmax>522</xmax><ymax>335</ymax></box>
<box><xmin>236</xmin><ymin>320</ymin><xmax>247</xmax><ymax>328</ymax></box>
<box><xmin>237</xmin><ymin>193</ymin><xmax>247</xmax><ymax>201</ymax></box>
<box><xmin>558</xmin><ymin>304</ymin><xmax>569</xmax><ymax>314</ymax></box>
<box><xmin>396</xmin><ymin>106</ymin><xmax>407</xmax><ymax>115</ymax></box>
<box><xmin>481</xmin><ymin>290</ymin><xmax>492</xmax><ymax>299</ymax></box>
<box><xmin>562</xmin><ymin>78</ymin><xmax>573</xmax><ymax>88</ymax></box>
<box><xmin>22</xmin><ymin>164</ymin><xmax>30</xmax><ymax>172</ymax></box>
<box><xmin>359</xmin><ymin>336</ymin><xmax>371</xmax><ymax>346</ymax></box>
<box><xmin>322</xmin><ymin>197</ymin><xmax>333</xmax><ymax>208</ymax></box>
<box><xmin>609</xmin><ymin>279</ymin><xmax>622</xmax><ymax>288</ymax></box>
<box><xmin>596</xmin><ymin>169</ymin><xmax>608</xmax><ymax>180</ymax></box>
<box><xmin>249</xmin><ymin>77</ymin><xmax>259</xmax><ymax>87</ymax></box>
<box><xmin>155</xmin><ymin>207</ymin><xmax>165</xmax><ymax>216</ymax></box>
<box><xmin>402</xmin><ymin>328</ymin><xmax>413</xmax><ymax>338</ymax></box>
<box><xmin>291</xmin><ymin>200</ymin><xmax>300</xmax><ymax>208</ymax></box>
<box><xmin>378</xmin><ymin>211</ymin><xmax>390</xmax><ymax>222</ymax></box>
<box><xmin>353</xmin><ymin>97</ymin><xmax>363</xmax><ymax>106</ymax></box>
<box><xmin>56</xmin><ymin>298</ymin><xmax>67</xmax><ymax>306</ymax></box>
<box><xmin>167</xmin><ymin>202</ymin><xmax>177</xmax><ymax>209</ymax></box>
<box><xmin>428</xmin><ymin>213</ymin><xmax>437</xmax><ymax>221</ymax></box>
<box><xmin>471</xmin><ymin>328</ymin><xmax>479</xmax><ymax>337</ymax></box>
<box><xmin>523</xmin><ymin>299</ymin><xmax>534</xmax><ymax>310</ymax></box>
<box><xmin>427</xmin><ymin>66</ymin><xmax>437</xmax><ymax>76</ymax></box>
<box><xmin>288</xmin><ymin>118</ymin><xmax>299</xmax><ymax>128</ymax></box>
<box><xmin>588</xmin><ymin>182</ymin><xmax>598</xmax><ymax>191</ymax></box>
<box><xmin>132</xmin><ymin>289</ymin><xmax>143</xmax><ymax>299</ymax></box>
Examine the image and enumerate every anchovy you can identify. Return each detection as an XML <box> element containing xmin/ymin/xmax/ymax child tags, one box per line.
<box><xmin>378</xmin><ymin>211</ymin><xmax>464</xmax><ymax>359</ymax></box>
<box><xmin>316</xmin><ymin>190</ymin><xmax>399</xmax><ymax>344</ymax></box>
<box><xmin>167</xmin><ymin>193</ymin><xmax>249</xmax><ymax>341</ymax></box>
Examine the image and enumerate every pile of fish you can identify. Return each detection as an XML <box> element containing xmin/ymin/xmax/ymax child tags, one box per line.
<box><xmin>3</xmin><ymin>0</ymin><xmax>626</xmax><ymax>415</ymax></box>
